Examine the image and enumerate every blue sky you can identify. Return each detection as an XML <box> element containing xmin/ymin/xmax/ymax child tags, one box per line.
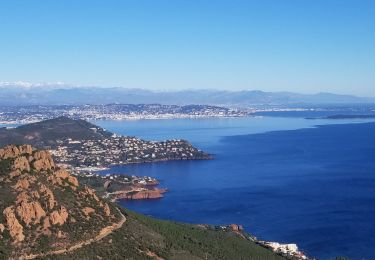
<box><xmin>0</xmin><ymin>0</ymin><xmax>374</xmax><ymax>95</ymax></box>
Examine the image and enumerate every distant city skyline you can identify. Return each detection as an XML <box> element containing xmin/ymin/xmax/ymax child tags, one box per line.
<box><xmin>0</xmin><ymin>0</ymin><xmax>374</xmax><ymax>96</ymax></box>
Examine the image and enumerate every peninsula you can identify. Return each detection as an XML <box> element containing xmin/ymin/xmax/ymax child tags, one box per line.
<box><xmin>0</xmin><ymin>116</ymin><xmax>211</xmax><ymax>168</ymax></box>
<box><xmin>0</xmin><ymin>117</ymin><xmax>210</xmax><ymax>201</ymax></box>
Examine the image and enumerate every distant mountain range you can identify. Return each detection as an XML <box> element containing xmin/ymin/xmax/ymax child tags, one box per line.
<box><xmin>1</xmin><ymin>82</ymin><xmax>374</xmax><ymax>107</ymax></box>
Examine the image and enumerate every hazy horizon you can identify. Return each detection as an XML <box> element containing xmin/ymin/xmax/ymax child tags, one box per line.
<box><xmin>1</xmin><ymin>81</ymin><xmax>374</xmax><ymax>98</ymax></box>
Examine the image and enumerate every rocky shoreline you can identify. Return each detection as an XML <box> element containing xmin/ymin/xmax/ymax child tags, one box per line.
<box><xmin>210</xmin><ymin>224</ymin><xmax>310</xmax><ymax>260</ymax></box>
<box><xmin>110</xmin><ymin>187</ymin><xmax>168</xmax><ymax>200</ymax></box>
<box><xmin>73</xmin><ymin>171</ymin><xmax>168</xmax><ymax>202</ymax></box>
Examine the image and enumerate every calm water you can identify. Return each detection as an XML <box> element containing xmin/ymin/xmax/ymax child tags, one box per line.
<box><xmin>97</xmin><ymin>116</ymin><xmax>375</xmax><ymax>260</ymax></box>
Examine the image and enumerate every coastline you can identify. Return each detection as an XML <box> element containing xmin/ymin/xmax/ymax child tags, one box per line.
<box><xmin>0</xmin><ymin>114</ymin><xmax>252</xmax><ymax>126</ymax></box>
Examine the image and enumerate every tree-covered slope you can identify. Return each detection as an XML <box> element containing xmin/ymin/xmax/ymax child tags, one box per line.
<box><xmin>54</xmin><ymin>209</ymin><xmax>285</xmax><ymax>260</ymax></box>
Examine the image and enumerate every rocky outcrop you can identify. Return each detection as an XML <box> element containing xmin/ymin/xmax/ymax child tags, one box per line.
<box><xmin>48</xmin><ymin>169</ymin><xmax>79</xmax><ymax>189</ymax></box>
<box><xmin>0</xmin><ymin>145</ymin><xmax>33</xmax><ymax>159</ymax></box>
<box><xmin>13</xmin><ymin>178</ymin><xmax>31</xmax><ymax>191</ymax></box>
<box><xmin>116</xmin><ymin>188</ymin><xmax>167</xmax><ymax>200</ymax></box>
<box><xmin>13</xmin><ymin>156</ymin><xmax>30</xmax><ymax>172</ymax></box>
<box><xmin>82</xmin><ymin>207</ymin><xmax>95</xmax><ymax>216</ymax></box>
<box><xmin>229</xmin><ymin>224</ymin><xmax>243</xmax><ymax>232</ymax></box>
<box><xmin>50</xmin><ymin>206</ymin><xmax>69</xmax><ymax>226</ymax></box>
<box><xmin>3</xmin><ymin>207</ymin><xmax>25</xmax><ymax>242</ymax></box>
<box><xmin>0</xmin><ymin>145</ymin><xmax>21</xmax><ymax>159</ymax></box>
<box><xmin>103</xmin><ymin>203</ymin><xmax>111</xmax><ymax>217</ymax></box>
<box><xmin>82</xmin><ymin>186</ymin><xmax>100</xmax><ymax>202</ymax></box>
<box><xmin>0</xmin><ymin>145</ymin><xmax>119</xmax><ymax>258</ymax></box>
<box><xmin>16</xmin><ymin>201</ymin><xmax>46</xmax><ymax>226</ymax></box>
<box><xmin>32</xmin><ymin>150</ymin><xmax>55</xmax><ymax>171</ymax></box>
<box><xmin>39</xmin><ymin>184</ymin><xmax>56</xmax><ymax>209</ymax></box>
<box><xmin>19</xmin><ymin>145</ymin><xmax>33</xmax><ymax>155</ymax></box>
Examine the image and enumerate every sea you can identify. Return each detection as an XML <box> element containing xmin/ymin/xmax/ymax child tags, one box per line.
<box><xmin>95</xmin><ymin>113</ymin><xmax>375</xmax><ymax>260</ymax></box>
<box><xmin>29</xmin><ymin>112</ymin><xmax>375</xmax><ymax>259</ymax></box>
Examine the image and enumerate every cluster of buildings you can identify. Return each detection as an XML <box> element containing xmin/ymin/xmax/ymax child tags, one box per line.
<box><xmin>0</xmin><ymin>104</ymin><xmax>252</xmax><ymax>125</ymax></box>
<box><xmin>50</xmin><ymin>135</ymin><xmax>210</xmax><ymax>168</ymax></box>
<box><xmin>74</xmin><ymin>171</ymin><xmax>158</xmax><ymax>186</ymax></box>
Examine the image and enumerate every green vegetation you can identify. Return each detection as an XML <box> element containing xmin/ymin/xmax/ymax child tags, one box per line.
<box><xmin>54</xmin><ymin>208</ymin><xmax>284</xmax><ymax>260</ymax></box>
<box><xmin>0</xmin><ymin>158</ymin><xmax>11</xmax><ymax>175</ymax></box>
<box><xmin>0</xmin><ymin>116</ymin><xmax>112</xmax><ymax>148</ymax></box>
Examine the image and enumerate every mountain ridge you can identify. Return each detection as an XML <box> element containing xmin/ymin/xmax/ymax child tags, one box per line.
<box><xmin>1</xmin><ymin>83</ymin><xmax>374</xmax><ymax>106</ymax></box>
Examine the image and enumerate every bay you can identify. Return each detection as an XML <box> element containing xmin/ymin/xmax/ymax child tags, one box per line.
<box><xmin>95</xmin><ymin>116</ymin><xmax>375</xmax><ymax>259</ymax></box>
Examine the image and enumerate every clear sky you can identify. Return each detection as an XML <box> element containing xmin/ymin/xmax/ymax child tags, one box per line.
<box><xmin>0</xmin><ymin>0</ymin><xmax>374</xmax><ymax>95</ymax></box>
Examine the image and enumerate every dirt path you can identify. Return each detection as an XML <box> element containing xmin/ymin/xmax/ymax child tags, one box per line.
<box><xmin>23</xmin><ymin>208</ymin><xmax>126</xmax><ymax>259</ymax></box>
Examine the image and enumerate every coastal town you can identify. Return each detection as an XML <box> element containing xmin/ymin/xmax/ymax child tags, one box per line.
<box><xmin>50</xmin><ymin>135</ymin><xmax>211</xmax><ymax>168</ymax></box>
<box><xmin>0</xmin><ymin>104</ymin><xmax>252</xmax><ymax>125</ymax></box>
<box><xmin>0</xmin><ymin>116</ymin><xmax>209</xmax><ymax>202</ymax></box>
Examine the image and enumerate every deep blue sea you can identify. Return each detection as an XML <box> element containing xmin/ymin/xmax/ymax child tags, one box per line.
<box><xmin>96</xmin><ymin>115</ymin><xmax>375</xmax><ymax>260</ymax></box>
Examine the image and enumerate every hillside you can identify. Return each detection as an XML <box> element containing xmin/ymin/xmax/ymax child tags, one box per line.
<box><xmin>55</xmin><ymin>209</ymin><xmax>286</xmax><ymax>260</ymax></box>
<box><xmin>0</xmin><ymin>116</ymin><xmax>111</xmax><ymax>147</ymax></box>
<box><xmin>0</xmin><ymin>145</ymin><xmax>123</xmax><ymax>259</ymax></box>
<box><xmin>0</xmin><ymin>145</ymin><xmax>285</xmax><ymax>259</ymax></box>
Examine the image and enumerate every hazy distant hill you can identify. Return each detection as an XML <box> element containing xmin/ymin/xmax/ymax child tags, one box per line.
<box><xmin>1</xmin><ymin>82</ymin><xmax>374</xmax><ymax>107</ymax></box>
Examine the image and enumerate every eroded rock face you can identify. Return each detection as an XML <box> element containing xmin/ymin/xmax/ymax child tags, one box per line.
<box><xmin>32</xmin><ymin>150</ymin><xmax>55</xmax><ymax>171</ymax></box>
<box><xmin>82</xmin><ymin>207</ymin><xmax>95</xmax><ymax>216</ymax></box>
<box><xmin>3</xmin><ymin>207</ymin><xmax>25</xmax><ymax>242</ymax></box>
<box><xmin>48</xmin><ymin>169</ymin><xmax>79</xmax><ymax>189</ymax></box>
<box><xmin>13</xmin><ymin>156</ymin><xmax>30</xmax><ymax>172</ymax></box>
<box><xmin>39</xmin><ymin>184</ymin><xmax>56</xmax><ymax>210</ymax></box>
<box><xmin>19</xmin><ymin>145</ymin><xmax>33</xmax><ymax>155</ymax></box>
<box><xmin>0</xmin><ymin>146</ymin><xmax>20</xmax><ymax>159</ymax></box>
<box><xmin>50</xmin><ymin>206</ymin><xmax>69</xmax><ymax>226</ymax></box>
<box><xmin>16</xmin><ymin>201</ymin><xmax>46</xmax><ymax>226</ymax></box>
<box><xmin>0</xmin><ymin>145</ymin><xmax>117</xmax><ymax>255</ymax></box>
<box><xmin>13</xmin><ymin>179</ymin><xmax>31</xmax><ymax>191</ymax></box>
<box><xmin>103</xmin><ymin>203</ymin><xmax>111</xmax><ymax>217</ymax></box>
<box><xmin>0</xmin><ymin>145</ymin><xmax>33</xmax><ymax>159</ymax></box>
<box><xmin>82</xmin><ymin>186</ymin><xmax>100</xmax><ymax>202</ymax></box>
